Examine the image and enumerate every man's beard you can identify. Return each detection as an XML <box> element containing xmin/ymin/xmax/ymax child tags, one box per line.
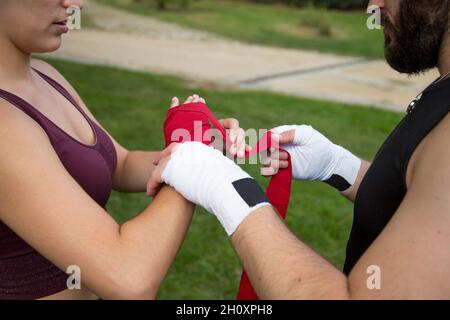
<box><xmin>383</xmin><ymin>0</ymin><xmax>449</xmax><ymax>75</ymax></box>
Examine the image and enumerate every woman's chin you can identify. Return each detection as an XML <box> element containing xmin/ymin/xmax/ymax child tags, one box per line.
<box><xmin>33</xmin><ymin>38</ymin><xmax>63</xmax><ymax>54</ymax></box>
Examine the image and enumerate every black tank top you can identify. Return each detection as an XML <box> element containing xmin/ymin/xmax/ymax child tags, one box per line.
<box><xmin>343</xmin><ymin>76</ymin><xmax>450</xmax><ymax>275</ymax></box>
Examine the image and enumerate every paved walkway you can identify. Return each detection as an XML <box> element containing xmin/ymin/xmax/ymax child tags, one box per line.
<box><xmin>44</xmin><ymin>1</ymin><xmax>438</xmax><ymax>112</ymax></box>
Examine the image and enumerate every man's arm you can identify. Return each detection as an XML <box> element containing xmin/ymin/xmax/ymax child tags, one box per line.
<box><xmin>232</xmin><ymin>207</ymin><xmax>349</xmax><ymax>299</ymax></box>
<box><xmin>231</xmin><ymin>114</ymin><xmax>450</xmax><ymax>299</ymax></box>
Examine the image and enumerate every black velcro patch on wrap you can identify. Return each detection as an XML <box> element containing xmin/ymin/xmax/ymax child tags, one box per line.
<box><xmin>324</xmin><ymin>174</ymin><xmax>351</xmax><ymax>192</ymax></box>
<box><xmin>232</xmin><ymin>178</ymin><xmax>269</xmax><ymax>207</ymax></box>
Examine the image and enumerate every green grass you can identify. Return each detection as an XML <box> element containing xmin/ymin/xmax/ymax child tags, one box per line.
<box><xmin>96</xmin><ymin>0</ymin><xmax>385</xmax><ymax>58</ymax></box>
<box><xmin>45</xmin><ymin>58</ymin><xmax>402</xmax><ymax>299</ymax></box>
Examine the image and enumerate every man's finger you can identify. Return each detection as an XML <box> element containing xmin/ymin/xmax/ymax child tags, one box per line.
<box><xmin>269</xmin><ymin>149</ymin><xmax>280</xmax><ymax>161</ymax></box>
<box><xmin>229</xmin><ymin>144</ymin><xmax>237</xmax><ymax>156</ymax></box>
<box><xmin>260</xmin><ymin>155</ymin><xmax>271</xmax><ymax>166</ymax></box>
<box><xmin>277</xmin><ymin>150</ymin><xmax>290</xmax><ymax>161</ymax></box>
<box><xmin>261</xmin><ymin>166</ymin><xmax>276</xmax><ymax>177</ymax></box>
<box><xmin>278</xmin><ymin>160</ymin><xmax>290</xmax><ymax>169</ymax></box>
<box><xmin>236</xmin><ymin>128</ymin><xmax>246</xmax><ymax>158</ymax></box>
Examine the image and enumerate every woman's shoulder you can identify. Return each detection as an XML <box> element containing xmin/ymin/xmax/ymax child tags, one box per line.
<box><xmin>0</xmin><ymin>61</ymin><xmax>53</xmax><ymax>146</ymax></box>
<box><xmin>0</xmin><ymin>60</ymin><xmax>53</xmax><ymax>130</ymax></box>
<box><xmin>0</xmin><ymin>59</ymin><xmax>89</xmax><ymax>157</ymax></box>
<box><xmin>0</xmin><ymin>98</ymin><xmax>51</xmax><ymax>175</ymax></box>
<box><xmin>0</xmin><ymin>94</ymin><xmax>48</xmax><ymax>140</ymax></box>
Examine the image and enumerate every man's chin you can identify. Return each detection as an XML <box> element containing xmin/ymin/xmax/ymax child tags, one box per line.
<box><xmin>385</xmin><ymin>48</ymin><xmax>406</xmax><ymax>74</ymax></box>
<box><xmin>385</xmin><ymin>55</ymin><xmax>421</xmax><ymax>75</ymax></box>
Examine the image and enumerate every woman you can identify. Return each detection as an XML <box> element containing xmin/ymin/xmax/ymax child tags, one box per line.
<box><xmin>0</xmin><ymin>0</ymin><xmax>246</xmax><ymax>300</ymax></box>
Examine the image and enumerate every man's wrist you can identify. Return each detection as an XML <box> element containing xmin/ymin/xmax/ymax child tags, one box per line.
<box><xmin>324</xmin><ymin>145</ymin><xmax>362</xmax><ymax>192</ymax></box>
<box><xmin>213</xmin><ymin>177</ymin><xmax>272</xmax><ymax>236</ymax></box>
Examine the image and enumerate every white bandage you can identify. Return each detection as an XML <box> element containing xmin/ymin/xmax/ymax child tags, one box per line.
<box><xmin>161</xmin><ymin>142</ymin><xmax>271</xmax><ymax>236</ymax></box>
<box><xmin>275</xmin><ymin>125</ymin><xmax>361</xmax><ymax>192</ymax></box>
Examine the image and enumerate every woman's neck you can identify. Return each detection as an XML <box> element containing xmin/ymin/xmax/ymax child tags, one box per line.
<box><xmin>0</xmin><ymin>36</ymin><xmax>33</xmax><ymax>83</ymax></box>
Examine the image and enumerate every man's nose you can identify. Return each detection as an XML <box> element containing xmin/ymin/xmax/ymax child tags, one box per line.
<box><xmin>62</xmin><ymin>0</ymin><xmax>84</xmax><ymax>10</ymax></box>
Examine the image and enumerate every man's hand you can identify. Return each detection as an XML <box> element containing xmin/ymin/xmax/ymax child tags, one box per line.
<box><xmin>147</xmin><ymin>142</ymin><xmax>271</xmax><ymax>236</ymax></box>
<box><xmin>262</xmin><ymin>125</ymin><xmax>362</xmax><ymax>192</ymax></box>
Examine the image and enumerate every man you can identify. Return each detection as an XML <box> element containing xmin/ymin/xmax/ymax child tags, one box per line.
<box><xmin>148</xmin><ymin>0</ymin><xmax>450</xmax><ymax>299</ymax></box>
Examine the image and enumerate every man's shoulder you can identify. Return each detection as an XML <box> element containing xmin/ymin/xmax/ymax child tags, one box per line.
<box><xmin>410</xmin><ymin>112</ymin><xmax>450</xmax><ymax>187</ymax></box>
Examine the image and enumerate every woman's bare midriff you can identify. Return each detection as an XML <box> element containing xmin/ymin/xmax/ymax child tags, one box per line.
<box><xmin>39</xmin><ymin>288</ymin><xmax>99</xmax><ymax>300</ymax></box>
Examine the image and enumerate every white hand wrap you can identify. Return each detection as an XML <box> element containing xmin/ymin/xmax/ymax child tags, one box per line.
<box><xmin>275</xmin><ymin>125</ymin><xmax>361</xmax><ymax>192</ymax></box>
<box><xmin>161</xmin><ymin>142</ymin><xmax>271</xmax><ymax>236</ymax></box>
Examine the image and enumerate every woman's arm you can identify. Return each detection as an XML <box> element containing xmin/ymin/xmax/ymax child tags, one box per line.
<box><xmin>113</xmin><ymin>151</ymin><xmax>160</xmax><ymax>193</ymax></box>
<box><xmin>30</xmin><ymin>60</ymin><xmax>249</xmax><ymax>193</ymax></box>
<box><xmin>0</xmin><ymin>101</ymin><xmax>194</xmax><ymax>299</ymax></box>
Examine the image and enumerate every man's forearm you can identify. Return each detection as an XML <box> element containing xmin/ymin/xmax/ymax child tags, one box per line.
<box><xmin>232</xmin><ymin>206</ymin><xmax>350</xmax><ymax>300</ymax></box>
<box><xmin>114</xmin><ymin>151</ymin><xmax>160</xmax><ymax>193</ymax></box>
<box><xmin>341</xmin><ymin>160</ymin><xmax>371</xmax><ymax>202</ymax></box>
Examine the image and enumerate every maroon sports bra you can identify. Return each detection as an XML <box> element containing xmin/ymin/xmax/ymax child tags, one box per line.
<box><xmin>0</xmin><ymin>68</ymin><xmax>117</xmax><ymax>299</ymax></box>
